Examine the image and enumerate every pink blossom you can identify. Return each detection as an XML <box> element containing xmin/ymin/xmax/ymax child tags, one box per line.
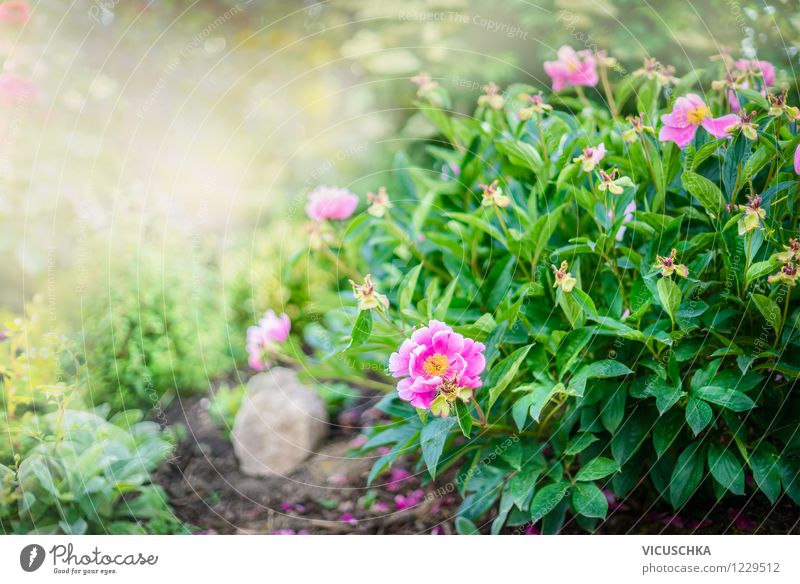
<box><xmin>305</xmin><ymin>186</ymin><xmax>359</xmax><ymax>222</ymax></box>
<box><xmin>794</xmin><ymin>144</ymin><xmax>800</xmax><ymax>175</ymax></box>
<box><xmin>386</xmin><ymin>468</ymin><xmax>412</xmax><ymax>492</ymax></box>
<box><xmin>659</xmin><ymin>93</ymin><xmax>739</xmax><ymax>149</ymax></box>
<box><xmin>246</xmin><ymin>310</ymin><xmax>291</xmax><ymax>370</ymax></box>
<box><xmin>0</xmin><ymin>1</ymin><xmax>30</xmax><ymax>24</ymax></box>
<box><xmin>574</xmin><ymin>143</ymin><xmax>606</xmax><ymax>173</ymax></box>
<box><xmin>543</xmin><ymin>46</ymin><xmax>598</xmax><ymax>92</ymax></box>
<box><xmin>729</xmin><ymin>59</ymin><xmax>775</xmax><ymax>112</ymax></box>
<box><xmin>372</xmin><ymin>501</ymin><xmax>390</xmax><ymax>513</ymax></box>
<box><xmin>0</xmin><ymin>73</ymin><xmax>36</xmax><ymax>105</ymax></box>
<box><xmin>394</xmin><ymin>489</ymin><xmax>425</xmax><ymax>511</ymax></box>
<box><xmin>431</xmin><ymin>526</ymin><xmax>444</xmax><ymax>535</ymax></box>
<box><xmin>388</xmin><ymin>320</ymin><xmax>486</xmax><ymax>411</ymax></box>
<box><xmin>339</xmin><ymin>513</ymin><xmax>358</xmax><ymax>525</ymax></box>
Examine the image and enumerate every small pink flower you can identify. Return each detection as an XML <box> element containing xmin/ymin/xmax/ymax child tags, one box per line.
<box><xmin>388</xmin><ymin>320</ymin><xmax>486</xmax><ymax>412</ymax></box>
<box><xmin>386</xmin><ymin>468</ymin><xmax>412</xmax><ymax>492</ymax></box>
<box><xmin>394</xmin><ymin>489</ymin><xmax>425</xmax><ymax>511</ymax></box>
<box><xmin>0</xmin><ymin>1</ymin><xmax>30</xmax><ymax>24</ymax></box>
<box><xmin>544</xmin><ymin>46</ymin><xmax>598</xmax><ymax>92</ymax></box>
<box><xmin>794</xmin><ymin>144</ymin><xmax>800</xmax><ymax>175</ymax></box>
<box><xmin>431</xmin><ymin>526</ymin><xmax>444</xmax><ymax>535</ymax></box>
<box><xmin>659</xmin><ymin>93</ymin><xmax>739</xmax><ymax>149</ymax></box>
<box><xmin>340</xmin><ymin>513</ymin><xmax>358</xmax><ymax>525</ymax></box>
<box><xmin>305</xmin><ymin>186</ymin><xmax>359</xmax><ymax>222</ymax></box>
<box><xmin>246</xmin><ymin>310</ymin><xmax>291</xmax><ymax>370</ymax></box>
<box><xmin>372</xmin><ymin>501</ymin><xmax>390</xmax><ymax>513</ymax></box>
<box><xmin>0</xmin><ymin>73</ymin><xmax>36</xmax><ymax>105</ymax></box>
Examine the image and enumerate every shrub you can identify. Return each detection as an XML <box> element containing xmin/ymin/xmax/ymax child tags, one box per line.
<box><xmin>1</xmin><ymin>302</ymin><xmax>185</xmax><ymax>534</ymax></box>
<box><xmin>82</xmin><ymin>247</ymin><xmax>231</xmax><ymax>412</ymax></box>
<box><xmin>260</xmin><ymin>51</ymin><xmax>800</xmax><ymax>533</ymax></box>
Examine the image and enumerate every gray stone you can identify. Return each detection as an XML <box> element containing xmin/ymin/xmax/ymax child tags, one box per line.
<box><xmin>232</xmin><ymin>368</ymin><xmax>328</xmax><ymax>477</ymax></box>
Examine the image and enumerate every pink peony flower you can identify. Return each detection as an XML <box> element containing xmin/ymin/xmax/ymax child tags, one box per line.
<box><xmin>0</xmin><ymin>1</ymin><xmax>30</xmax><ymax>24</ymax></box>
<box><xmin>246</xmin><ymin>310</ymin><xmax>291</xmax><ymax>370</ymax></box>
<box><xmin>659</xmin><ymin>93</ymin><xmax>739</xmax><ymax>149</ymax></box>
<box><xmin>305</xmin><ymin>185</ymin><xmax>359</xmax><ymax>222</ymax></box>
<box><xmin>388</xmin><ymin>320</ymin><xmax>485</xmax><ymax>412</ymax></box>
<box><xmin>0</xmin><ymin>72</ymin><xmax>36</xmax><ymax>105</ymax></box>
<box><xmin>543</xmin><ymin>46</ymin><xmax>598</xmax><ymax>92</ymax></box>
<box><xmin>736</xmin><ymin>59</ymin><xmax>775</xmax><ymax>86</ymax></box>
<box><xmin>794</xmin><ymin>144</ymin><xmax>800</xmax><ymax>175</ymax></box>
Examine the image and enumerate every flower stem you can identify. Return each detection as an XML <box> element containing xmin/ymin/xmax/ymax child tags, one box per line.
<box><xmin>321</xmin><ymin>244</ymin><xmax>361</xmax><ymax>281</ymax></box>
<box><xmin>599</xmin><ymin>65</ymin><xmax>618</xmax><ymax>118</ymax></box>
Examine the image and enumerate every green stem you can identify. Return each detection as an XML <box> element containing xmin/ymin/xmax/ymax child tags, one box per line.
<box><xmin>599</xmin><ymin>65</ymin><xmax>618</xmax><ymax>118</ymax></box>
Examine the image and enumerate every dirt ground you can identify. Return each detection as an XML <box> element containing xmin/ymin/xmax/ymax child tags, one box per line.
<box><xmin>155</xmin><ymin>395</ymin><xmax>800</xmax><ymax>535</ymax></box>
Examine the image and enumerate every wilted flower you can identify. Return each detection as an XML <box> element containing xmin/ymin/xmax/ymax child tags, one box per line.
<box><xmin>574</xmin><ymin>143</ymin><xmax>606</xmax><ymax>173</ymax></box>
<box><xmin>478</xmin><ymin>82</ymin><xmax>504</xmax><ymax>110</ymax></box>
<box><xmin>597</xmin><ymin>168</ymin><xmax>634</xmax><ymax>195</ymax></box>
<box><xmin>388</xmin><ymin>320</ymin><xmax>486</xmax><ymax>414</ymax></box>
<box><xmin>776</xmin><ymin>238</ymin><xmax>800</xmax><ymax>263</ymax></box>
<box><xmin>543</xmin><ymin>46</ymin><xmax>598</xmax><ymax>92</ymax></box>
<box><xmin>551</xmin><ymin>261</ymin><xmax>577</xmax><ymax>293</ymax></box>
<box><xmin>479</xmin><ymin>179</ymin><xmax>511</xmax><ymax>208</ymax></box>
<box><xmin>737</xmin><ymin>194</ymin><xmax>766</xmax><ymax>235</ymax></box>
<box><xmin>394</xmin><ymin>489</ymin><xmax>425</xmax><ymax>511</ymax></box>
<box><xmin>0</xmin><ymin>1</ymin><xmax>30</xmax><ymax>24</ymax></box>
<box><xmin>768</xmin><ymin>262</ymin><xmax>799</xmax><ymax>287</ymax></box>
<box><xmin>594</xmin><ymin>50</ymin><xmax>618</xmax><ymax>69</ymax></box>
<box><xmin>517</xmin><ymin>91</ymin><xmax>552</xmax><ymax>120</ymax></box>
<box><xmin>622</xmin><ymin>114</ymin><xmax>655</xmax><ymax>143</ymax></box>
<box><xmin>633</xmin><ymin>57</ymin><xmax>679</xmax><ymax>85</ymax></box>
<box><xmin>367</xmin><ymin>186</ymin><xmax>392</xmax><ymax>218</ymax></box>
<box><xmin>411</xmin><ymin>72</ymin><xmax>438</xmax><ymax>96</ymax></box>
<box><xmin>767</xmin><ymin>90</ymin><xmax>799</xmax><ymax>119</ymax></box>
<box><xmin>246</xmin><ymin>310</ymin><xmax>291</xmax><ymax>370</ymax></box>
<box><xmin>658</xmin><ymin>93</ymin><xmax>739</xmax><ymax>149</ymax></box>
<box><xmin>655</xmin><ymin>249</ymin><xmax>689</xmax><ymax>278</ymax></box>
<box><xmin>305</xmin><ymin>186</ymin><xmax>359</xmax><ymax>222</ymax></box>
<box><xmin>725</xmin><ymin>110</ymin><xmax>759</xmax><ymax>141</ymax></box>
<box><xmin>350</xmin><ymin>274</ymin><xmax>389</xmax><ymax>311</ymax></box>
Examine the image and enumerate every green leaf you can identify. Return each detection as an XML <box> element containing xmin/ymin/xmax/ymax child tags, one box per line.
<box><xmin>398</xmin><ymin>264</ymin><xmax>422</xmax><ymax>312</ymax></box>
<box><xmin>746</xmin><ymin>260</ymin><xmax>781</xmax><ymax>283</ymax></box>
<box><xmin>779</xmin><ymin>458</ymin><xmax>800</xmax><ymax>506</ymax></box>
<box><xmin>685</xmin><ymin>397</ymin><xmax>712</xmax><ymax>436</ymax></box>
<box><xmin>694</xmin><ymin>386</ymin><xmax>755</xmax><ymax>412</ymax></box>
<box><xmin>707</xmin><ymin>443</ymin><xmax>745</xmax><ymax>495</ymax></box>
<box><xmin>657</xmin><ymin>276</ymin><xmax>681</xmax><ymax>323</ymax></box>
<box><xmin>571</xmin><ymin>481</ymin><xmax>608</xmax><ymax>519</ymax></box>
<box><xmin>751</xmin><ymin>293</ymin><xmax>781</xmax><ymax>334</ymax></box>
<box><xmin>653</xmin><ymin>410</ymin><xmax>683</xmax><ymax>457</ymax></box>
<box><xmin>455</xmin><ymin>516</ymin><xmax>480</xmax><ymax>534</ymax></box>
<box><xmin>669</xmin><ymin>442</ymin><xmax>706</xmax><ymax>508</ymax></box>
<box><xmin>571</xmin><ymin>288</ymin><xmax>598</xmax><ymax>320</ymax></box>
<box><xmin>556</xmin><ymin>328</ymin><xmax>593</xmax><ymax>377</ymax></box>
<box><xmin>611</xmin><ymin>410</ymin><xmax>650</xmax><ymax>465</ymax></box>
<box><xmin>527</xmin><ymin>382</ymin><xmax>562</xmax><ymax>423</ymax></box>
<box><xmin>455</xmin><ymin>400</ymin><xmax>473</xmax><ymax>438</ymax></box>
<box><xmin>601</xmin><ymin>384</ymin><xmax>627</xmax><ymax>433</ymax></box>
<box><xmin>420</xmin><ymin>417</ymin><xmax>454</xmax><ymax>478</ymax></box>
<box><xmin>530</xmin><ymin>481</ymin><xmax>570</xmax><ymax>523</ymax></box>
<box><xmin>508</xmin><ymin>465</ymin><xmax>540</xmax><ymax>508</ymax></box>
<box><xmin>682</xmin><ymin>170</ymin><xmax>725</xmax><ymax>217</ymax></box>
<box><xmin>565</xmin><ymin>432</ymin><xmax>599</xmax><ymax>456</ymax></box>
<box><xmin>500</xmin><ymin>440</ymin><xmax>523</xmax><ymax>470</ymax></box>
<box><xmin>487</xmin><ymin>345</ymin><xmax>532</xmax><ymax>409</ymax></box>
<box><xmin>433</xmin><ymin>278</ymin><xmax>458</xmax><ymax>320</ymax></box>
<box><xmin>496</xmin><ymin>138</ymin><xmax>545</xmax><ymax>175</ymax></box>
<box><xmin>568</xmin><ymin>360</ymin><xmax>632</xmax><ymax>397</ymax></box>
<box><xmin>347</xmin><ymin>310</ymin><xmax>373</xmax><ymax>349</ymax></box>
<box><xmin>749</xmin><ymin>443</ymin><xmax>781</xmax><ymax>504</ymax></box>
<box><xmin>575</xmin><ymin>457</ymin><xmax>620</xmax><ymax>482</ymax></box>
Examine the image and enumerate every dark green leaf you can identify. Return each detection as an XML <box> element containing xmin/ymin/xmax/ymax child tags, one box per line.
<box><xmin>575</xmin><ymin>457</ymin><xmax>620</xmax><ymax>482</ymax></box>
<box><xmin>571</xmin><ymin>481</ymin><xmax>608</xmax><ymax>519</ymax></box>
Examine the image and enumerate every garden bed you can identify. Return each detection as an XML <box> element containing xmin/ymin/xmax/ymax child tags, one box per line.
<box><xmin>155</xmin><ymin>395</ymin><xmax>800</xmax><ymax>535</ymax></box>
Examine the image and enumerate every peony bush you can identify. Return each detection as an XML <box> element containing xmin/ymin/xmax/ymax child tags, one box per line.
<box><xmin>251</xmin><ymin>47</ymin><xmax>800</xmax><ymax>533</ymax></box>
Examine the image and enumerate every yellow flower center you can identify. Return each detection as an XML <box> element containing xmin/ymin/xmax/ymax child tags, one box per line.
<box><xmin>687</xmin><ymin>105</ymin><xmax>711</xmax><ymax>125</ymax></box>
<box><xmin>423</xmin><ymin>353</ymin><xmax>449</xmax><ymax>377</ymax></box>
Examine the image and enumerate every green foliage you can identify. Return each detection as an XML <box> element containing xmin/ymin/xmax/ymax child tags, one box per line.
<box><xmin>286</xmin><ymin>62</ymin><xmax>800</xmax><ymax>534</ymax></box>
<box><xmin>81</xmin><ymin>248</ymin><xmax>230</xmax><ymax>412</ymax></box>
